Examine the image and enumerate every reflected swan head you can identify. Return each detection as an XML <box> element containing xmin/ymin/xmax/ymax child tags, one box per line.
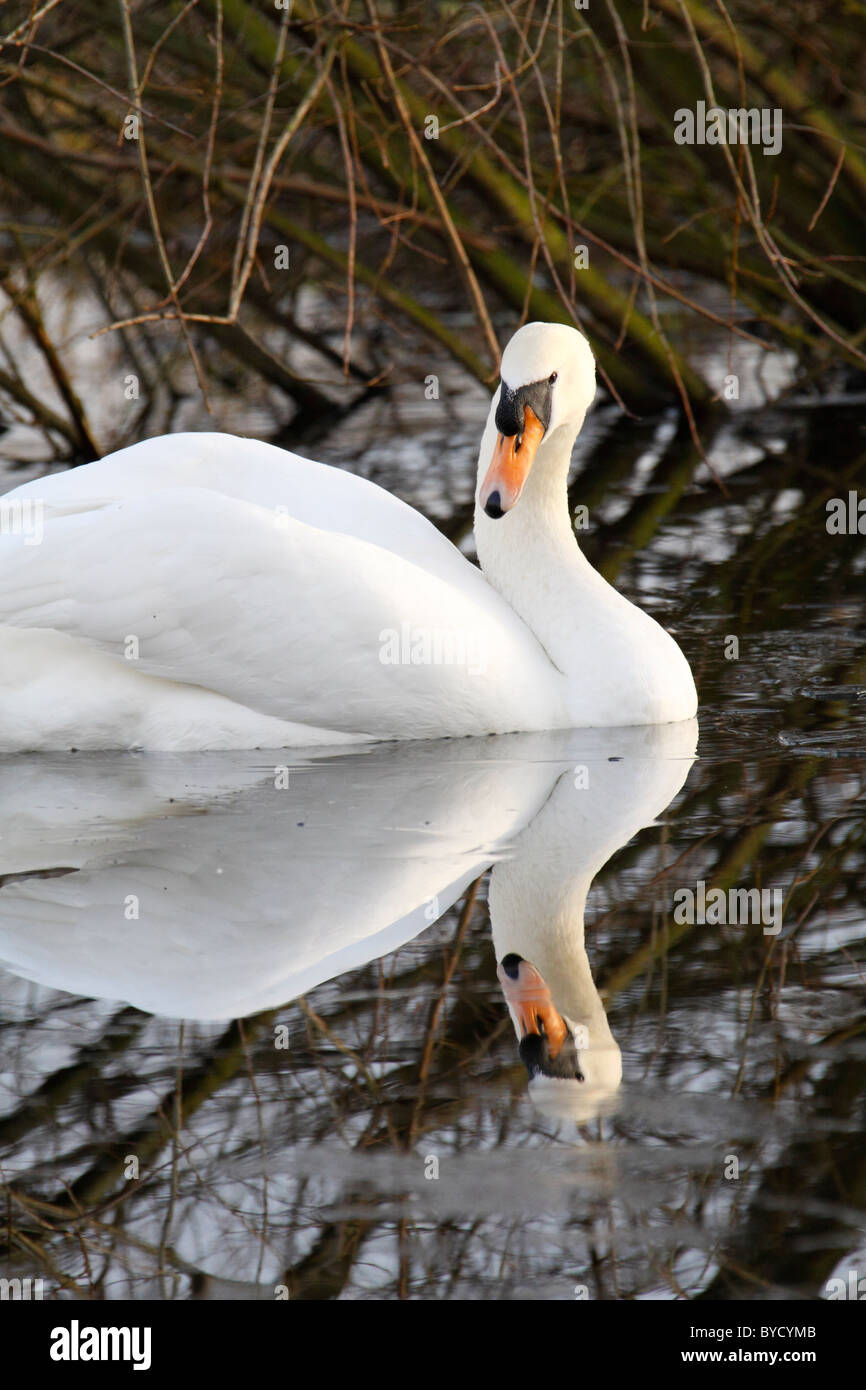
<box><xmin>479</xmin><ymin>322</ymin><xmax>596</xmax><ymax>518</ymax></box>
<box><xmin>497</xmin><ymin>952</ymin><xmax>622</xmax><ymax>1124</ymax></box>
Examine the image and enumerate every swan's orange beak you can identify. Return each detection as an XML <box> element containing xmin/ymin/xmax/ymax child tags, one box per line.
<box><xmin>479</xmin><ymin>405</ymin><xmax>545</xmax><ymax>518</ymax></box>
<box><xmin>497</xmin><ymin>955</ymin><xmax>568</xmax><ymax>1059</ymax></box>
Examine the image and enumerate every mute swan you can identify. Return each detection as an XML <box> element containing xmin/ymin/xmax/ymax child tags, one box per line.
<box><xmin>0</xmin><ymin>322</ymin><xmax>697</xmax><ymax>751</ymax></box>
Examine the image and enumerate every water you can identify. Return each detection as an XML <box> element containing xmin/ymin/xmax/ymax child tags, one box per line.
<box><xmin>0</xmin><ymin>372</ymin><xmax>864</xmax><ymax>1301</ymax></box>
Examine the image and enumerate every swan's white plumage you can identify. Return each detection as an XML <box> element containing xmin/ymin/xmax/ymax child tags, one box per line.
<box><xmin>0</xmin><ymin>436</ymin><xmax>563</xmax><ymax>748</ymax></box>
<box><xmin>0</xmin><ymin>323</ymin><xmax>697</xmax><ymax>750</ymax></box>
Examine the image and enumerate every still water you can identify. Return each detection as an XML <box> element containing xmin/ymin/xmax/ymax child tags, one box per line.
<box><xmin>0</xmin><ymin>383</ymin><xmax>864</xmax><ymax>1300</ymax></box>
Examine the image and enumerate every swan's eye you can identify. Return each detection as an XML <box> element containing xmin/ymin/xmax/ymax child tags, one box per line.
<box><xmin>549</xmin><ymin>371</ymin><xmax>558</xmax><ymax>383</ymax></box>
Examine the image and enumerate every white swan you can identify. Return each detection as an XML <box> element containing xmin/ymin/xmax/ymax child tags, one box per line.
<box><xmin>0</xmin><ymin>322</ymin><xmax>697</xmax><ymax>751</ymax></box>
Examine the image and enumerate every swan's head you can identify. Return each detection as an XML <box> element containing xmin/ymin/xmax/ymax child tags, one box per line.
<box><xmin>497</xmin><ymin>953</ymin><xmax>622</xmax><ymax>1124</ymax></box>
<box><xmin>479</xmin><ymin>321</ymin><xmax>597</xmax><ymax>519</ymax></box>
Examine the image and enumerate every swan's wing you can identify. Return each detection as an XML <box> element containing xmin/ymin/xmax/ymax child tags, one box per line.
<box><xmin>3</xmin><ymin>432</ymin><xmax>474</xmax><ymax>590</ymax></box>
<box><xmin>0</xmin><ymin>487</ymin><xmax>564</xmax><ymax>738</ymax></box>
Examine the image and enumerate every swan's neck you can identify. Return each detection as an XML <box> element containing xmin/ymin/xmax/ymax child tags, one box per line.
<box><xmin>491</xmin><ymin>863</ymin><xmax>614</xmax><ymax>1045</ymax></box>
<box><xmin>473</xmin><ymin>407</ymin><xmax>612</xmax><ymax>676</ymax></box>
<box><xmin>489</xmin><ymin>780</ymin><xmax>617</xmax><ymax>1049</ymax></box>
<box><xmin>488</xmin><ymin>742</ymin><xmax>698</xmax><ymax>1114</ymax></box>
<box><xmin>472</xmin><ymin>401</ymin><xmax>696</xmax><ymax>727</ymax></box>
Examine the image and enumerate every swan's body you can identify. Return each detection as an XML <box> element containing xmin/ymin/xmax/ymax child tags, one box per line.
<box><xmin>0</xmin><ymin>323</ymin><xmax>696</xmax><ymax>751</ymax></box>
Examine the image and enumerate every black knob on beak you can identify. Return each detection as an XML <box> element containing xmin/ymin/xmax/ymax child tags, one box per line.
<box><xmin>500</xmin><ymin>953</ymin><xmax>524</xmax><ymax>980</ymax></box>
<box><xmin>484</xmin><ymin>491</ymin><xmax>504</xmax><ymax>519</ymax></box>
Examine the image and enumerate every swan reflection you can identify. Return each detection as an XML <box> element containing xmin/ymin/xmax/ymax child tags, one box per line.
<box><xmin>490</xmin><ymin>722</ymin><xmax>695</xmax><ymax>1120</ymax></box>
<box><xmin>0</xmin><ymin>721</ymin><xmax>695</xmax><ymax>1119</ymax></box>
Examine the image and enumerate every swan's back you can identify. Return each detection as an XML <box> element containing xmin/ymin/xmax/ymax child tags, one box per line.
<box><xmin>0</xmin><ymin>433</ymin><xmax>566</xmax><ymax>749</ymax></box>
<box><xmin>5</xmin><ymin>433</ymin><xmax>473</xmax><ymax>590</ymax></box>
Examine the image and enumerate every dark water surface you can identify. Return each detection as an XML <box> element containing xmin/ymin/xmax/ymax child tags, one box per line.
<box><xmin>0</xmin><ymin>389</ymin><xmax>864</xmax><ymax>1300</ymax></box>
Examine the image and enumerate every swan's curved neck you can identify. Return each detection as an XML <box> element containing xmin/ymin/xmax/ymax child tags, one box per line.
<box><xmin>475</xmin><ymin>408</ymin><xmax>580</xmax><ymax>564</ymax></box>
<box><xmin>473</xmin><ymin>405</ymin><xmax>609</xmax><ymax>677</ymax></box>
<box><xmin>471</xmin><ymin>398</ymin><xmax>697</xmax><ymax>729</ymax></box>
<box><xmin>489</xmin><ymin>774</ymin><xmax>617</xmax><ymax>1046</ymax></box>
<box><xmin>490</xmin><ymin>860</ymin><xmax>614</xmax><ymax>1044</ymax></box>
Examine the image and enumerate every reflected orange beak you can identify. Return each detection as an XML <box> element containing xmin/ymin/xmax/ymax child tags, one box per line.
<box><xmin>497</xmin><ymin>957</ymin><xmax>568</xmax><ymax>1059</ymax></box>
<box><xmin>479</xmin><ymin>404</ymin><xmax>545</xmax><ymax>517</ymax></box>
